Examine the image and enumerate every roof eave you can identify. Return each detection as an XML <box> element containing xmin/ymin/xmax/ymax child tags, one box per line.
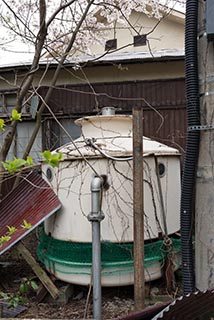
<box><xmin>0</xmin><ymin>52</ymin><xmax>185</xmax><ymax>72</ymax></box>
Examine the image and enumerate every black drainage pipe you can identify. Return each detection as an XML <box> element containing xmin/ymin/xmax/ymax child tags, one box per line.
<box><xmin>181</xmin><ymin>0</ymin><xmax>200</xmax><ymax>295</ymax></box>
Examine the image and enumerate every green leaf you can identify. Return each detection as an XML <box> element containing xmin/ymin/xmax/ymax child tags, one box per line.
<box><xmin>19</xmin><ymin>283</ymin><xmax>28</xmax><ymax>294</ymax></box>
<box><xmin>10</xmin><ymin>109</ymin><xmax>22</xmax><ymax>121</ymax></box>
<box><xmin>8</xmin><ymin>296</ymin><xmax>20</xmax><ymax>308</ymax></box>
<box><xmin>30</xmin><ymin>280</ymin><xmax>38</xmax><ymax>291</ymax></box>
<box><xmin>19</xmin><ymin>296</ymin><xmax>27</xmax><ymax>304</ymax></box>
<box><xmin>2</xmin><ymin>161</ymin><xmax>13</xmax><ymax>173</ymax></box>
<box><xmin>14</xmin><ymin>158</ymin><xmax>26</xmax><ymax>166</ymax></box>
<box><xmin>42</xmin><ymin>150</ymin><xmax>52</xmax><ymax>160</ymax></box>
<box><xmin>6</xmin><ymin>225</ymin><xmax>17</xmax><ymax>235</ymax></box>
<box><xmin>21</xmin><ymin>219</ymin><xmax>32</xmax><ymax>230</ymax></box>
<box><xmin>2</xmin><ymin>158</ymin><xmax>26</xmax><ymax>173</ymax></box>
<box><xmin>0</xmin><ymin>292</ymin><xmax>8</xmax><ymax>300</ymax></box>
<box><xmin>26</xmin><ymin>156</ymin><xmax>34</xmax><ymax>166</ymax></box>
<box><xmin>0</xmin><ymin>119</ymin><xmax>5</xmax><ymax>131</ymax></box>
<box><xmin>42</xmin><ymin>150</ymin><xmax>62</xmax><ymax>168</ymax></box>
<box><xmin>0</xmin><ymin>235</ymin><xmax>11</xmax><ymax>243</ymax></box>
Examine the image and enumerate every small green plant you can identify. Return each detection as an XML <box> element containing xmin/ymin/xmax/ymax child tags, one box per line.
<box><xmin>0</xmin><ymin>109</ymin><xmax>22</xmax><ymax>133</ymax></box>
<box><xmin>0</xmin><ymin>278</ymin><xmax>38</xmax><ymax>308</ymax></box>
<box><xmin>0</xmin><ymin>220</ymin><xmax>32</xmax><ymax>248</ymax></box>
<box><xmin>26</xmin><ymin>155</ymin><xmax>34</xmax><ymax>166</ymax></box>
<box><xmin>2</xmin><ymin>156</ymin><xmax>34</xmax><ymax>173</ymax></box>
<box><xmin>0</xmin><ymin>119</ymin><xmax>5</xmax><ymax>131</ymax></box>
<box><xmin>6</xmin><ymin>226</ymin><xmax>17</xmax><ymax>235</ymax></box>
<box><xmin>10</xmin><ymin>109</ymin><xmax>22</xmax><ymax>122</ymax></box>
<box><xmin>2</xmin><ymin>158</ymin><xmax>26</xmax><ymax>173</ymax></box>
<box><xmin>42</xmin><ymin>150</ymin><xmax>63</xmax><ymax>168</ymax></box>
<box><xmin>0</xmin><ymin>292</ymin><xmax>23</xmax><ymax>308</ymax></box>
<box><xmin>21</xmin><ymin>219</ymin><xmax>32</xmax><ymax>230</ymax></box>
<box><xmin>0</xmin><ymin>108</ymin><xmax>22</xmax><ymax>132</ymax></box>
<box><xmin>0</xmin><ymin>235</ymin><xmax>11</xmax><ymax>247</ymax></box>
<box><xmin>19</xmin><ymin>278</ymin><xmax>38</xmax><ymax>294</ymax></box>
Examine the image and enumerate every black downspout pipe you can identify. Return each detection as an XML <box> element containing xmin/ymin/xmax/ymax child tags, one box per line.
<box><xmin>181</xmin><ymin>0</ymin><xmax>200</xmax><ymax>295</ymax></box>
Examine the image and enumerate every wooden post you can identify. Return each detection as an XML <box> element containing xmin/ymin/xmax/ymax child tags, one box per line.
<box><xmin>0</xmin><ymin>303</ymin><xmax>2</xmax><ymax>317</ymax></box>
<box><xmin>16</xmin><ymin>242</ymin><xmax>59</xmax><ymax>299</ymax></box>
<box><xmin>133</xmin><ymin>106</ymin><xmax>145</xmax><ymax>310</ymax></box>
<box><xmin>195</xmin><ymin>0</ymin><xmax>214</xmax><ymax>290</ymax></box>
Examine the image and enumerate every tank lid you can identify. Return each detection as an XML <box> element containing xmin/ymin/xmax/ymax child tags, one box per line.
<box><xmin>75</xmin><ymin>114</ymin><xmax>132</xmax><ymax>139</ymax></box>
<box><xmin>52</xmin><ymin>114</ymin><xmax>180</xmax><ymax>160</ymax></box>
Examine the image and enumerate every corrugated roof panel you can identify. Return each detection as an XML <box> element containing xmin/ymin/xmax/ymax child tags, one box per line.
<box><xmin>119</xmin><ymin>290</ymin><xmax>214</xmax><ymax>320</ymax></box>
<box><xmin>0</xmin><ymin>171</ymin><xmax>61</xmax><ymax>255</ymax></box>
<box><xmin>153</xmin><ymin>290</ymin><xmax>214</xmax><ymax>320</ymax></box>
<box><xmin>143</xmin><ymin>108</ymin><xmax>186</xmax><ymax>158</ymax></box>
<box><xmin>43</xmin><ymin>78</ymin><xmax>185</xmax><ymax>114</ymax></box>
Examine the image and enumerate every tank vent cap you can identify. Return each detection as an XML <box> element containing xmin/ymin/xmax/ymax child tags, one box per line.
<box><xmin>101</xmin><ymin>107</ymin><xmax>115</xmax><ymax>115</ymax></box>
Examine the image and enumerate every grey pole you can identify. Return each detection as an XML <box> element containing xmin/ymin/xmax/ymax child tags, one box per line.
<box><xmin>88</xmin><ymin>176</ymin><xmax>104</xmax><ymax>320</ymax></box>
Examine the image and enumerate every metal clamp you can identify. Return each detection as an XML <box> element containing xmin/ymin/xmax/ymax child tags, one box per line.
<box><xmin>188</xmin><ymin>125</ymin><xmax>214</xmax><ymax>132</ymax></box>
<box><xmin>87</xmin><ymin>210</ymin><xmax>105</xmax><ymax>222</ymax></box>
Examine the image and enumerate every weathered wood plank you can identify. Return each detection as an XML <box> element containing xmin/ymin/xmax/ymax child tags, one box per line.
<box><xmin>16</xmin><ymin>242</ymin><xmax>59</xmax><ymax>299</ymax></box>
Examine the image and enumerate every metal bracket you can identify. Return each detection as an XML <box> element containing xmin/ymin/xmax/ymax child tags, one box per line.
<box><xmin>205</xmin><ymin>91</ymin><xmax>214</xmax><ymax>96</ymax></box>
<box><xmin>188</xmin><ymin>125</ymin><xmax>214</xmax><ymax>131</ymax></box>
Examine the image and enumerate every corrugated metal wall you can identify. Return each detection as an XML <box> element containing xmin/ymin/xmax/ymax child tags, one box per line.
<box><xmin>0</xmin><ymin>121</ymin><xmax>42</xmax><ymax>161</ymax></box>
<box><xmin>39</xmin><ymin>78</ymin><xmax>186</xmax><ymax>157</ymax></box>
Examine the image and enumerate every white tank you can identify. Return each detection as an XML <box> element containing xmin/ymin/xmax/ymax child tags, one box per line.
<box><xmin>39</xmin><ymin>112</ymin><xmax>181</xmax><ymax>286</ymax></box>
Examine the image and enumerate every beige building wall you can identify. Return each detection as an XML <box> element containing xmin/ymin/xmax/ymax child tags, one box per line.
<box><xmin>89</xmin><ymin>9</ymin><xmax>184</xmax><ymax>56</ymax></box>
<box><xmin>0</xmin><ymin>9</ymin><xmax>185</xmax><ymax>91</ymax></box>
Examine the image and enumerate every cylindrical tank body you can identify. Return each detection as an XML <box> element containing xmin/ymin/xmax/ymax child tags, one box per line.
<box><xmin>39</xmin><ymin>114</ymin><xmax>181</xmax><ymax>286</ymax></box>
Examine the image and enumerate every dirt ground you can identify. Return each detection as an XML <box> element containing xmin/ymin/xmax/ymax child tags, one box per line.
<box><xmin>0</xmin><ymin>232</ymin><xmax>181</xmax><ymax>319</ymax></box>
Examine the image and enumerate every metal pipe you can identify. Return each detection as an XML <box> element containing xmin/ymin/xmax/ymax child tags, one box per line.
<box><xmin>88</xmin><ymin>176</ymin><xmax>104</xmax><ymax>320</ymax></box>
<box><xmin>92</xmin><ymin>221</ymin><xmax>102</xmax><ymax>319</ymax></box>
<box><xmin>154</xmin><ymin>156</ymin><xmax>168</xmax><ymax>236</ymax></box>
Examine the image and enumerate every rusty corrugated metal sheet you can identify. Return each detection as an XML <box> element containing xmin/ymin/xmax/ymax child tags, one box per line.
<box><xmin>38</xmin><ymin>78</ymin><xmax>185</xmax><ymax>115</ymax></box>
<box><xmin>143</xmin><ymin>108</ymin><xmax>187</xmax><ymax>158</ymax></box>
<box><xmin>0</xmin><ymin>171</ymin><xmax>61</xmax><ymax>255</ymax></box>
<box><xmin>117</xmin><ymin>301</ymin><xmax>172</xmax><ymax>320</ymax></box>
<box><xmin>153</xmin><ymin>290</ymin><xmax>214</xmax><ymax>320</ymax></box>
<box><xmin>0</xmin><ymin>175</ymin><xmax>16</xmax><ymax>199</ymax></box>
<box><xmin>118</xmin><ymin>290</ymin><xmax>214</xmax><ymax>320</ymax></box>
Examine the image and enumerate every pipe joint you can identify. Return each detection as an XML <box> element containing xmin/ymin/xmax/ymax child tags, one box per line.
<box><xmin>88</xmin><ymin>175</ymin><xmax>105</xmax><ymax>222</ymax></box>
<box><xmin>90</xmin><ymin>176</ymin><xmax>104</xmax><ymax>192</ymax></box>
<box><xmin>88</xmin><ymin>210</ymin><xmax>105</xmax><ymax>222</ymax></box>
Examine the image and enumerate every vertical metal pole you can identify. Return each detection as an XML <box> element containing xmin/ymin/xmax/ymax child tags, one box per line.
<box><xmin>88</xmin><ymin>176</ymin><xmax>104</xmax><ymax>320</ymax></box>
<box><xmin>133</xmin><ymin>106</ymin><xmax>145</xmax><ymax>310</ymax></box>
<box><xmin>92</xmin><ymin>221</ymin><xmax>102</xmax><ymax>320</ymax></box>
